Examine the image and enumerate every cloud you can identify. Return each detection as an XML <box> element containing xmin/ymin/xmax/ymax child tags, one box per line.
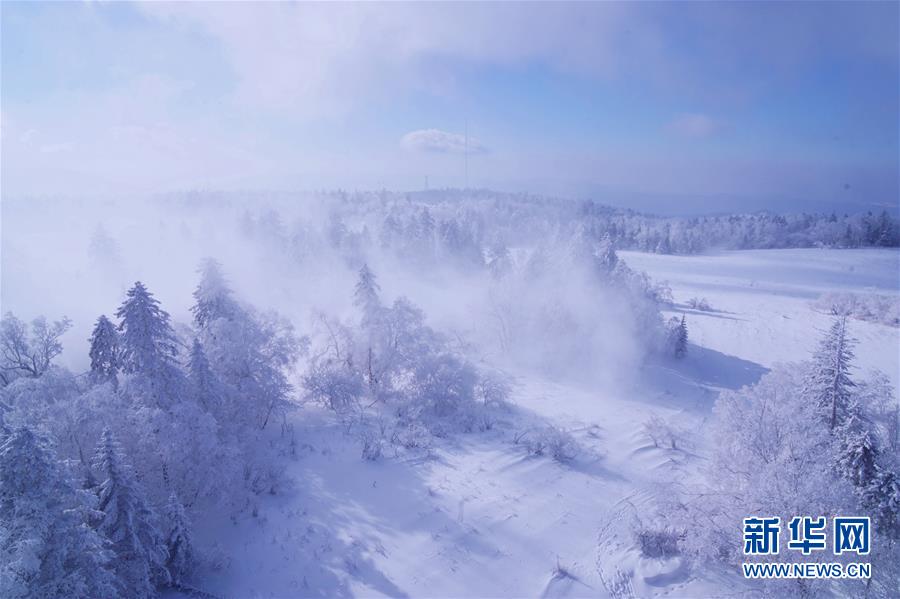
<box><xmin>133</xmin><ymin>2</ymin><xmax>897</xmax><ymax>121</ymax></box>
<box><xmin>135</xmin><ymin>3</ymin><xmax>636</xmax><ymax>118</ymax></box>
<box><xmin>401</xmin><ymin>129</ymin><xmax>487</xmax><ymax>154</ymax></box>
<box><xmin>665</xmin><ymin>113</ymin><xmax>721</xmax><ymax>138</ymax></box>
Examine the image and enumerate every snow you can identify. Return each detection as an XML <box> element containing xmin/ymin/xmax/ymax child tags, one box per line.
<box><xmin>622</xmin><ymin>249</ymin><xmax>900</xmax><ymax>388</ymax></box>
<box><xmin>182</xmin><ymin>248</ymin><xmax>899</xmax><ymax>598</ymax></box>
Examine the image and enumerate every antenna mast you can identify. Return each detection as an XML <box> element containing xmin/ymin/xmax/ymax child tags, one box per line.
<box><xmin>464</xmin><ymin>119</ymin><xmax>468</xmax><ymax>189</ymax></box>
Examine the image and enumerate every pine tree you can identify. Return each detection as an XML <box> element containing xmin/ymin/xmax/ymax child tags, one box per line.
<box><xmin>191</xmin><ymin>259</ymin><xmax>238</xmax><ymax>329</ymax></box>
<box><xmin>116</xmin><ymin>281</ymin><xmax>182</xmax><ymax>407</ymax></box>
<box><xmin>835</xmin><ymin>412</ymin><xmax>900</xmax><ymax>538</ymax></box>
<box><xmin>807</xmin><ymin>316</ymin><xmax>857</xmax><ymax>429</ymax></box>
<box><xmin>1</xmin><ymin>427</ymin><xmax>119</xmax><ymax>599</ymax></box>
<box><xmin>92</xmin><ymin>428</ymin><xmax>169</xmax><ymax>598</ymax></box>
<box><xmin>675</xmin><ymin>316</ymin><xmax>688</xmax><ymax>358</ymax></box>
<box><xmin>354</xmin><ymin>264</ymin><xmax>381</xmax><ymax>311</ymax></box>
<box><xmin>354</xmin><ymin>264</ymin><xmax>382</xmax><ymax>329</ymax></box>
<box><xmin>863</xmin><ymin>468</ymin><xmax>900</xmax><ymax>538</ymax></box>
<box><xmin>163</xmin><ymin>492</ymin><xmax>194</xmax><ymax>585</ymax></box>
<box><xmin>88</xmin><ymin>315</ymin><xmax>120</xmax><ymax>387</ymax></box>
<box><xmin>353</xmin><ymin>265</ymin><xmax>384</xmax><ymax>391</ymax></box>
<box><xmin>835</xmin><ymin>414</ymin><xmax>879</xmax><ymax>489</ymax></box>
<box><xmin>187</xmin><ymin>338</ymin><xmax>217</xmax><ymax>412</ymax></box>
<box><xmin>116</xmin><ymin>282</ymin><xmax>179</xmax><ymax>375</ymax></box>
<box><xmin>596</xmin><ymin>233</ymin><xmax>619</xmax><ymax>273</ymax></box>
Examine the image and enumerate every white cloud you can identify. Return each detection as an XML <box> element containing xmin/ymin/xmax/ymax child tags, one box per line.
<box><xmin>136</xmin><ymin>3</ymin><xmax>636</xmax><ymax>118</ymax></box>
<box><xmin>666</xmin><ymin>113</ymin><xmax>721</xmax><ymax>138</ymax></box>
<box><xmin>401</xmin><ymin>129</ymin><xmax>487</xmax><ymax>154</ymax></box>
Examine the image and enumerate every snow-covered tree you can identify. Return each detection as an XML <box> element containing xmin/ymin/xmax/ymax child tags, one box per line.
<box><xmin>88</xmin><ymin>315</ymin><xmax>120</xmax><ymax>387</ymax></box>
<box><xmin>674</xmin><ymin>316</ymin><xmax>687</xmax><ymax>358</ymax></box>
<box><xmin>1</xmin><ymin>313</ymin><xmax>72</xmax><ymax>385</ymax></box>
<box><xmin>596</xmin><ymin>233</ymin><xmax>619</xmax><ymax>273</ymax></box>
<box><xmin>835</xmin><ymin>411</ymin><xmax>900</xmax><ymax>538</ymax></box>
<box><xmin>190</xmin><ymin>259</ymin><xmax>239</xmax><ymax>330</ymax></box>
<box><xmin>353</xmin><ymin>264</ymin><xmax>386</xmax><ymax>391</ymax></box>
<box><xmin>186</xmin><ymin>339</ymin><xmax>217</xmax><ymax>412</ymax></box>
<box><xmin>163</xmin><ymin>492</ymin><xmax>194</xmax><ymax>585</ymax></box>
<box><xmin>116</xmin><ymin>282</ymin><xmax>182</xmax><ymax>407</ymax></box>
<box><xmin>92</xmin><ymin>428</ymin><xmax>169</xmax><ymax>597</ymax></box>
<box><xmin>116</xmin><ymin>282</ymin><xmax>179</xmax><ymax>375</ymax></box>
<box><xmin>856</xmin><ymin>369</ymin><xmax>899</xmax><ymax>453</ymax></box>
<box><xmin>674</xmin><ymin>366</ymin><xmax>858</xmax><ymax>587</ymax></box>
<box><xmin>0</xmin><ymin>366</ymin><xmax>80</xmax><ymax>435</ymax></box>
<box><xmin>672</xmin><ymin>319</ymin><xmax>900</xmax><ymax>596</ymax></box>
<box><xmin>0</xmin><ymin>427</ymin><xmax>119</xmax><ymax>599</ymax></box>
<box><xmin>664</xmin><ymin>316</ymin><xmax>688</xmax><ymax>359</ymax></box>
<box><xmin>354</xmin><ymin>263</ymin><xmax>382</xmax><ymax>323</ymax></box>
<box><xmin>836</xmin><ymin>413</ymin><xmax>879</xmax><ymax>489</ymax></box>
<box><xmin>189</xmin><ymin>261</ymin><xmax>305</xmax><ymax>429</ymax></box>
<box><xmin>303</xmin><ymin>357</ymin><xmax>365</xmax><ymax>415</ymax></box>
<box><xmin>202</xmin><ymin>309</ymin><xmax>301</xmax><ymax>430</ymax></box>
<box><xmin>864</xmin><ymin>469</ymin><xmax>900</xmax><ymax>539</ymax></box>
<box><xmin>409</xmin><ymin>352</ymin><xmax>478</xmax><ymax>434</ymax></box>
<box><xmin>155</xmin><ymin>399</ymin><xmax>232</xmax><ymax>506</ymax></box>
<box><xmin>806</xmin><ymin>316</ymin><xmax>856</xmax><ymax>429</ymax></box>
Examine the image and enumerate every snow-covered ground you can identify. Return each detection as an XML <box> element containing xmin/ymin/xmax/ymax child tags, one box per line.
<box><xmin>623</xmin><ymin>249</ymin><xmax>900</xmax><ymax>389</ymax></box>
<box><xmin>188</xmin><ymin>248</ymin><xmax>899</xmax><ymax>598</ymax></box>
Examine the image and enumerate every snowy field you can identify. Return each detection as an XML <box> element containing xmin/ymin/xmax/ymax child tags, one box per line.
<box><xmin>183</xmin><ymin>248</ymin><xmax>899</xmax><ymax>598</ymax></box>
<box><xmin>622</xmin><ymin>249</ymin><xmax>900</xmax><ymax>389</ymax></box>
<box><xmin>5</xmin><ymin>4</ymin><xmax>899</xmax><ymax>598</ymax></box>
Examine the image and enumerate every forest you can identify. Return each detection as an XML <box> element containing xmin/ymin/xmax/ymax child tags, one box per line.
<box><xmin>1</xmin><ymin>190</ymin><xmax>898</xmax><ymax>598</ymax></box>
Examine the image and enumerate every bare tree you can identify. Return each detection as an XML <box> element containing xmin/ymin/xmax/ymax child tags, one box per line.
<box><xmin>0</xmin><ymin>312</ymin><xmax>72</xmax><ymax>384</ymax></box>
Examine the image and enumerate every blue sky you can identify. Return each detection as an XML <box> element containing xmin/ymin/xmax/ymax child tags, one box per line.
<box><xmin>2</xmin><ymin>1</ymin><xmax>897</xmax><ymax>214</ymax></box>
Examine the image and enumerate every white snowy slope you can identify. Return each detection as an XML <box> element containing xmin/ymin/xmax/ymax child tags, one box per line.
<box><xmin>186</xmin><ymin>248</ymin><xmax>899</xmax><ymax>599</ymax></box>
<box><xmin>621</xmin><ymin>248</ymin><xmax>900</xmax><ymax>389</ymax></box>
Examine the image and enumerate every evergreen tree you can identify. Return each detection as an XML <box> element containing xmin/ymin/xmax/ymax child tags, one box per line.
<box><xmin>807</xmin><ymin>316</ymin><xmax>856</xmax><ymax>429</ymax></box>
<box><xmin>116</xmin><ymin>282</ymin><xmax>179</xmax><ymax>375</ymax></box>
<box><xmin>836</xmin><ymin>413</ymin><xmax>900</xmax><ymax>538</ymax></box>
<box><xmin>876</xmin><ymin>210</ymin><xmax>895</xmax><ymax>247</ymax></box>
<box><xmin>676</xmin><ymin>316</ymin><xmax>688</xmax><ymax>358</ymax></box>
<box><xmin>596</xmin><ymin>233</ymin><xmax>619</xmax><ymax>273</ymax></box>
<box><xmin>353</xmin><ymin>265</ymin><xmax>384</xmax><ymax>390</ymax></box>
<box><xmin>667</xmin><ymin>315</ymin><xmax>688</xmax><ymax>359</ymax></box>
<box><xmin>1</xmin><ymin>427</ymin><xmax>119</xmax><ymax>599</ymax></box>
<box><xmin>163</xmin><ymin>492</ymin><xmax>194</xmax><ymax>585</ymax></box>
<box><xmin>354</xmin><ymin>264</ymin><xmax>382</xmax><ymax>328</ymax></box>
<box><xmin>116</xmin><ymin>281</ymin><xmax>182</xmax><ymax>407</ymax></box>
<box><xmin>88</xmin><ymin>315</ymin><xmax>120</xmax><ymax>387</ymax></box>
<box><xmin>835</xmin><ymin>414</ymin><xmax>879</xmax><ymax>489</ymax></box>
<box><xmin>187</xmin><ymin>338</ymin><xmax>217</xmax><ymax>412</ymax></box>
<box><xmin>863</xmin><ymin>468</ymin><xmax>900</xmax><ymax>538</ymax></box>
<box><xmin>354</xmin><ymin>264</ymin><xmax>381</xmax><ymax>309</ymax></box>
<box><xmin>191</xmin><ymin>259</ymin><xmax>238</xmax><ymax>329</ymax></box>
<box><xmin>92</xmin><ymin>428</ymin><xmax>169</xmax><ymax>598</ymax></box>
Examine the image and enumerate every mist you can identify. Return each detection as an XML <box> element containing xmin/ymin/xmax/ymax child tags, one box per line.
<box><xmin>2</xmin><ymin>192</ymin><xmax>652</xmax><ymax>396</ymax></box>
<box><xmin>3</xmin><ymin>3</ymin><xmax>899</xmax><ymax>598</ymax></box>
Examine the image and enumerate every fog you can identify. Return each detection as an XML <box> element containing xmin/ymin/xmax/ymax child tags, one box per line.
<box><xmin>1</xmin><ymin>192</ymin><xmax>652</xmax><ymax>394</ymax></box>
<box><xmin>3</xmin><ymin>4</ymin><xmax>899</xmax><ymax>597</ymax></box>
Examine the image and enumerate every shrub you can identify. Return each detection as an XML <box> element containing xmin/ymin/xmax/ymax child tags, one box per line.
<box><xmin>519</xmin><ymin>426</ymin><xmax>578</xmax><ymax>462</ymax></box>
<box><xmin>303</xmin><ymin>359</ymin><xmax>365</xmax><ymax>415</ymax></box>
<box><xmin>635</xmin><ymin>526</ymin><xmax>684</xmax><ymax>558</ymax></box>
<box><xmin>686</xmin><ymin>297</ymin><xmax>712</xmax><ymax>312</ymax></box>
<box><xmin>360</xmin><ymin>428</ymin><xmax>384</xmax><ymax>461</ymax></box>
<box><xmin>813</xmin><ymin>292</ymin><xmax>900</xmax><ymax>327</ymax></box>
<box><xmin>642</xmin><ymin>415</ymin><xmax>687</xmax><ymax>450</ymax></box>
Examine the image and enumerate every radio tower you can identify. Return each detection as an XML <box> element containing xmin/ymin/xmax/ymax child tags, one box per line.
<box><xmin>464</xmin><ymin>119</ymin><xmax>468</xmax><ymax>189</ymax></box>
